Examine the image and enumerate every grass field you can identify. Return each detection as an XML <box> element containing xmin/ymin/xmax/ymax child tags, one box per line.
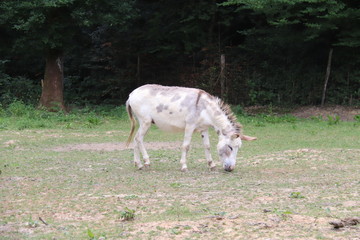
<box><xmin>1</xmin><ymin>103</ymin><xmax>359</xmax><ymax>239</ymax></box>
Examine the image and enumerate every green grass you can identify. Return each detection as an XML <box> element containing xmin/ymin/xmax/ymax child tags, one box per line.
<box><xmin>0</xmin><ymin>103</ymin><xmax>359</xmax><ymax>239</ymax></box>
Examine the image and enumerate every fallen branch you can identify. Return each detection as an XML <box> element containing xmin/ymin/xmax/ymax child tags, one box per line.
<box><xmin>329</xmin><ymin>217</ymin><xmax>360</xmax><ymax>229</ymax></box>
<box><xmin>39</xmin><ymin>217</ymin><xmax>48</xmax><ymax>226</ymax></box>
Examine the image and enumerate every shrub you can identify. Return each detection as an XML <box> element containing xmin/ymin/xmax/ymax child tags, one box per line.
<box><xmin>7</xmin><ymin>101</ymin><xmax>32</xmax><ymax>117</ymax></box>
<box><xmin>0</xmin><ymin>76</ymin><xmax>40</xmax><ymax>105</ymax></box>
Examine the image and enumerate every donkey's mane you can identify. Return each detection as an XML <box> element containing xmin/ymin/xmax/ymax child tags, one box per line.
<box><xmin>217</xmin><ymin>98</ymin><xmax>243</xmax><ymax>134</ymax></box>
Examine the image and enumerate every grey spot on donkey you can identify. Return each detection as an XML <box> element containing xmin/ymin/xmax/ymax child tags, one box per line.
<box><xmin>156</xmin><ymin>104</ymin><xmax>168</xmax><ymax>113</ymax></box>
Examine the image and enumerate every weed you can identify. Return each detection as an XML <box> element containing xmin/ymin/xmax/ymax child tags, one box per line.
<box><xmin>169</xmin><ymin>227</ymin><xmax>182</xmax><ymax>235</ymax></box>
<box><xmin>354</xmin><ymin>115</ymin><xmax>360</xmax><ymax>126</ymax></box>
<box><xmin>87</xmin><ymin>229</ymin><xmax>95</xmax><ymax>240</ymax></box>
<box><xmin>124</xmin><ymin>194</ymin><xmax>139</xmax><ymax>200</ymax></box>
<box><xmin>354</xmin><ymin>114</ymin><xmax>360</xmax><ymax>122</ymax></box>
<box><xmin>26</xmin><ymin>216</ymin><xmax>39</xmax><ymax>228</ymax></box>
<box><xmin>183</xmin><ymin>225</ymin><xmax>192</xmax><ymax>230</ymax></box>
<box><xmin>165</xmin><ymin>202</ymin><xmax>193</xmax><ymax>220</ymax></box>
<box><xmin>156</xmin><ymin>226</ymin><xmax>166</xmax><ymax>231</ymax></box>
<box><xmin>327</xmin><ymin>115</ymin><xmax>341</xmax><ymax>125</ymax></box>
<box><xmin>272</xmin><ymin>208</ymin><xmax>293</xmax><ymax>220</ymax></box>
<box><xmin>289</xmin><ymin>192</ymin><xmax>305</xmax><ymax>199</ymax></box>
<box><xmin>119</xmin><ymin>207</ymin><xmax>135</xmax><ymax>221</ymax></box>
<box><xmin>85</xmin><ymin>115</ymin><xmax>102</xmax><ymax>128</ymax></box>
<box><xmin>169</xmin><ymin>182</ymin><xmax>184</xmax><ymax>188</ymax></box>
<box><xmin>310</xmin><ymin>115</ymin><xmax>323</xmax><ymax>122</ymax></box>
<box><xmin>64</xmin><ymin>122</ymin><xmax>74</xmax><ymax>129</ymax></box>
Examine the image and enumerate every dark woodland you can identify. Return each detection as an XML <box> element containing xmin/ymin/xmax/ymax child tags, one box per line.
<box><xmin>1</xmin><ymin>0</ymin><xmax>359</xmax><ymax>110</ymax></box>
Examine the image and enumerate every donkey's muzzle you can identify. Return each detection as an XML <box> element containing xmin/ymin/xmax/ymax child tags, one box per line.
<box><xmin>224</xmin><ymin>165</ymin><xmax>234</xmax><ymax>172</ymax></box>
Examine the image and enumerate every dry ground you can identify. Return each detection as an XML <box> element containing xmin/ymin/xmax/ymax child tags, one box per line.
<box><xmin>1</xmin><ymin>109</ymin><xmax>359</xmax><ymax>239</ymax></box>
<box><xmin>2</xmin><ymin>144</ymin><xmax>360</xmax><ymax>239</ymax></box>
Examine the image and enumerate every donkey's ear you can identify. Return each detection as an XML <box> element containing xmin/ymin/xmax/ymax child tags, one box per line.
<box><xmin>241</xmin><ymin>135</ymin><xmax>257</xmax><ymax>141</ymax></box>
<box><xmin>231</xmin><ymin>133</ymin><xmax>240</xmax><ymax>140</ymax></box>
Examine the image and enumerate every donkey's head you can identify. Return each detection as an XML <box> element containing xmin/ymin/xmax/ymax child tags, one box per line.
<box><xmin>217</xmin><ymin>133</ymin><xmax>242</xmax><ymax>172</ymax></box>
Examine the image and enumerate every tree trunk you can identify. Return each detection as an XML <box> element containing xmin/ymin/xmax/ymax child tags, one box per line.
<box><xmin>321</xmin><ymin>48</ymin><xmax>333</xmax><ymax>107</ymax></box>
<box><xmin>220</xmin><ymin>54</ymin><xmax>226</xmax><ymax>99</ymax></box>
<box><xmin>136</xmin><ymin>54</ymin><xmax>141</xmax><ymax>86</ymax></box>
<box><xmin>39</xmin><ymin>49</ymin><xmax>66</xmax><ymax>111</ymax></box>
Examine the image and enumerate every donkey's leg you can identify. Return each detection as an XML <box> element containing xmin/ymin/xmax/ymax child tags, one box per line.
<box><xmin>133</xmin><ymin>138</ymin><xmax>142</xmax><ymax>169</ymax></box>
<box><xmin>134</xmin><ymin>119</ymin><xmax>151</xmax><ymax>169</ymax></box>
<box><xmin>201</xmin><ymin>130</ymin><xmax>216</xmax><ymax>170</ymax></box>
<box><xmin>180</xmin><ymin>125</ymin><xmax>195</xmax><ymax>172</ymax></box>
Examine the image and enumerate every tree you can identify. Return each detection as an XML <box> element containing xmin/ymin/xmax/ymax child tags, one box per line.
<box><xmin>221</xmin><ymin>0</ymin><xmax>360</xmax><ymax>105</ymax></box>
<box><xmin>0</xmin><ymin>0</ymin><xmax>135</xmax><ymax>110</ymax></box>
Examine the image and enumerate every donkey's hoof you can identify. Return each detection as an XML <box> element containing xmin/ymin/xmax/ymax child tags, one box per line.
<box><xmin>137</xmin><ymin>165</ymin><xmax>144</xmax><ymax>170</ymax></box>
<box><xmin>181</xmin><ymin>167</ymin><xmax>188</xmax><ymax>172</ymax></box>
<box><xmin>210</xmin><ymin>166</ymin><xmax>216</xmax><ymax>171</ymax></box>
<box><xmin>144</xmin><ymin>163</ymin><xmax>151</xmax><ymax>169</ymax></box>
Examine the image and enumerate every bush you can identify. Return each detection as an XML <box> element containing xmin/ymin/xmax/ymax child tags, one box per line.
<box><xmin>0</xmin><ymin>75</ymin><xmax>41</xmax><ymax>105</ymax></box>
<box><xmin>7</xmin><ymin>101</ymin><xmax>32</xmax><ymax>117</ymax></box>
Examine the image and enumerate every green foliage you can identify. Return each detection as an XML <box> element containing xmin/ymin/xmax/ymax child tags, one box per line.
<box><xmin>1</xmin><ymin>0</ymin><xmax>136</xmax><ymax>51</ymax></box>
<box><xmin>7</xmin><ymin>101</ymin><xmax>31</xmax><ymax>117</ymax></box>
<box><xmin>253</xmin><ymin>114</ymin><xmax>299</xmax><ymax>125</ymax></box>
<box><xmin>85</xmin><ymin>115</ymin><xmax>101</xmax><ymax>128</ymax></box>
<box><xmin>0</xmin><ymin>102</ymin><xmax>129</xmax><ymax>130</ymax></box>
<box><xmin>1</xmin><ymin>0</ymin><xmax>136</xmax><ymax>106</ymax></box>
<box><xmin>87</xmin><ymin>229</ymin><xmax>95</xmax><ymax>240</ymax></box>
<box><xmin>0</xmin><ymin>61</ymin><xmax>40</xmax><ymax>105</ymax></box>
<box><xmin>222</xmin><ymin>0</ymin><xmax>360</xmax><ymax>48</ymax></box>
<box><xmin>119</xmin><ymin>207</ymin><xmax>135</xmax><ymax>221</ymax></box>
<box><xmin>0</xmin><ymin>0</ymin><xmax>359</xmax><ymax>106</ymax></box>
<box><xmin>169</xmin><ymin>227</ymin><xmax>182</xmax><ymax>235</ymax></box>
<box><xmin>220</xmin><ymin>0</ymin><xmax>360</xmax><ymax>105</ymax></box>
<box><xmin>327</xmin><ymin>115</ymin><xmax>341</xmax><ymax>125</ymax></box>
<box><xmin>231</xmin><ymin>105</ymin><xmax>244</xmax><ymax>115</ymax></box>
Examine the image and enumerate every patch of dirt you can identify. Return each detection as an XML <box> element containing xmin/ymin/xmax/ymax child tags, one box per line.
<box><xmin>291</xmin><ymin>105</ymin><xmax>360</xmax><ymax>121</ymax></box>
<box><xmin>52</xmin><ymin>141</ymin><xmax>184</xmax><ymax>152</ymax></box>
<box><xmin>245</xmin><ymin>105</ymin><xmax>360</xmax><ymax>121</ymax></box>
<box><xmin>119</xmin><ymin>214</ymin><xmax>338</xmax><ymax>240</ymax></box>
<box><xmin>3</xmin><ymin>140</ymin><xmax>18</xmax><ymax>147</ymax></box>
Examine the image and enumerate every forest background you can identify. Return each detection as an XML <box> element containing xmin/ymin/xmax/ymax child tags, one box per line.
<box><xmin>1</xmin><ymin>0</ymin><xmax>359</xmax><ymax>111</ymax></box>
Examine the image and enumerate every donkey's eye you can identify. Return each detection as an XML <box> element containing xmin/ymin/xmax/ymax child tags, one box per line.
<box><xmin>228</xmin><ymin>145</ymin><xmax>233</xmax><ymax>151</ymax></box>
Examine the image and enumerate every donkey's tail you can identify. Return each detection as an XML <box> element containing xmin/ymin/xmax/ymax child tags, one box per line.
<box><xmin>126</xmin><ymin>100</ymin><xmax>136</xmax><ymax>147</ymax></box>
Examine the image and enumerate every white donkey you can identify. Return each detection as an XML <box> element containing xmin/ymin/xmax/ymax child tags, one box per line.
<box><xmin>126</xmin><ymin>84</ymin><xmax>256</xmax><ymax>172</ymax></box>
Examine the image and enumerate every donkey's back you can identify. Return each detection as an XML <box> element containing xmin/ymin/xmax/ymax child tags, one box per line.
<box><xmin>127</xmin><ymin>84</ymin><xmax>208</xmax><ymax>132</ymax></box>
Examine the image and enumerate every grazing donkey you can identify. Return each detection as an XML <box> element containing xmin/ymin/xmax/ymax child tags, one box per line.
<box><xmin>126</xmin><ymin>84</ymin><xmax>256</xmax><ymax>172</ymax></box>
